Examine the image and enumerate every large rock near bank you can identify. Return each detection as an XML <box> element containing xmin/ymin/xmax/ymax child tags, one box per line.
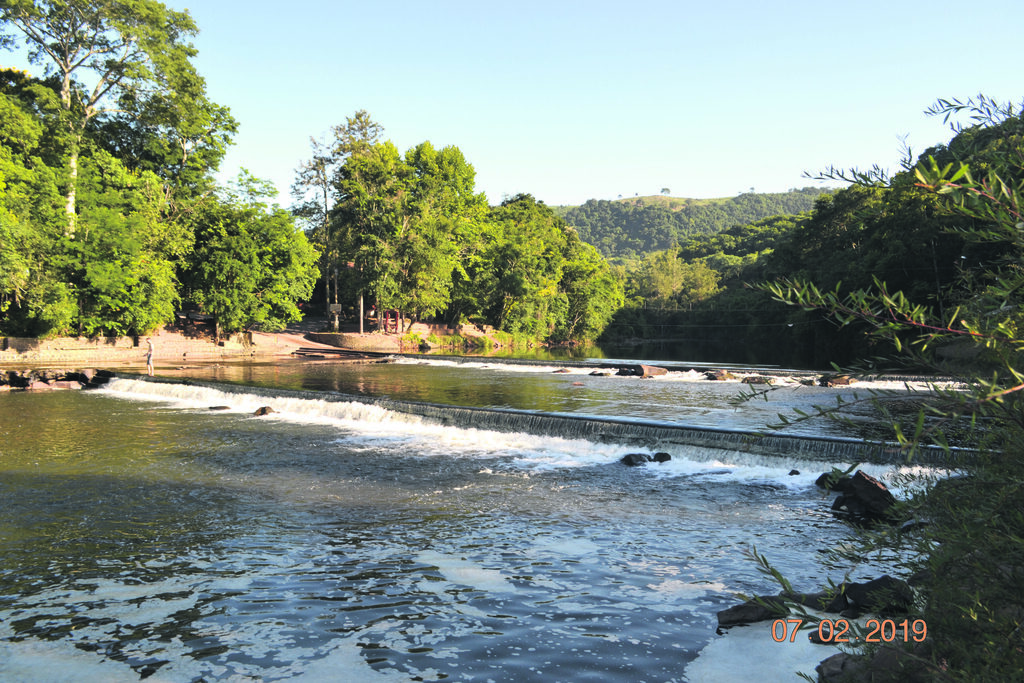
<box><xmin>843</xmin><ymin>575</ymin><xmax>914</xmax><ymax>617</ymax></box>
<box><xmin>716</xmin><ymin>596</ymin><xmax>789</xmax><ymax>626</ymax></box>
<box><xmin>823</xmin><ymin>470</ymin><xmax>899</xmax><ymax>524</ymax></box>
<box><xmin>818</xmin><ymin>645</ymin><xmax>939</xmax><ymax>683</ymax></box>
<box><xmin>2</xmin><ymin>368</ymin><xmax>103</xmax><ymax>390</ymax></box>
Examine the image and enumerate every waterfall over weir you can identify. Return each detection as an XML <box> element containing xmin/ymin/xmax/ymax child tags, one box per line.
<box><xmin>117</xmin><ymin>374</ymin><xmax>959</xmax><ymax>466</ymax></box>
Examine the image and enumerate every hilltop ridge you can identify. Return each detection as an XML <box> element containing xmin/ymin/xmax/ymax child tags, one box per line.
<box><xmin>555</xmin><ymin>187</ymin><xmax>830</xmax><ymax>258</ymax></box>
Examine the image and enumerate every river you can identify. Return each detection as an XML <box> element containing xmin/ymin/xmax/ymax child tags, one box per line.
<box><xmin>0</xmin><ymin>358</ymin><xmax>938</xmax><ymax>681</ymax></box>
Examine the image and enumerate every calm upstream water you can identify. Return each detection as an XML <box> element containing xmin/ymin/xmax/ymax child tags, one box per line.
<box><xmin>0</xmin><ymin>359</ymin><xmax>935</xmax><ymax>682</ymax></box>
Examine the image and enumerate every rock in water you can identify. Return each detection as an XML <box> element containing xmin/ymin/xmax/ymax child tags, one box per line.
<box><xmin>843</xmin><ymin>575</ymin><xmax>913</xmax><ymax>616</ymax></box>
<box><xmin>705</xmin><ymin>369</ymin><xmax>735</xmax><ymax>381</ymax></box>
<box><xmin>831</xmin><ymin>471</ymin><xmax>898</xmax><ymax>524</ymax></box>
<box><xmin>716</xmin><ymin>596</ymin><xmax>789</xmax><ymax>626</ymax></box>
<box><xmin>620</xmin><ymin>453</ymin><xmax>652</xmax><ymax>466</ymax></box>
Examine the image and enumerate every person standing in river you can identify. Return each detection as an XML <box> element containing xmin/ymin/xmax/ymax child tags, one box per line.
<box><xmin>146</xmin><ymin>337</ymin><xmax>154</xmax><ymax>376</ymax></box>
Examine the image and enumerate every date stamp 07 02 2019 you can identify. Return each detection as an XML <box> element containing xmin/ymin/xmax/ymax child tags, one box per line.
<box><xmin>771</xmin><ymin>618</ymin><xmax>928</xmax><ymax>645</ymax></box>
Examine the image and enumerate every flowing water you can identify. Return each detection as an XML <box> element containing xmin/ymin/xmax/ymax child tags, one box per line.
<box><xmin>0</xmin><ymin>359</ymin><xmax>942</xmax><ymax>682</ymax></box>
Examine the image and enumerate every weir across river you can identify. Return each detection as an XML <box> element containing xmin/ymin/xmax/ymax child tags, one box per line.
<box><xmin>130</xmin><ymin>373</ymin><xmax>963</xmax><ymax>466</ymax></box>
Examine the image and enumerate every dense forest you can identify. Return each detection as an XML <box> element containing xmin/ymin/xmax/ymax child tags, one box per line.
<box><xmin>0</xmin><ymin>2</ymin><xmax>318</xmax><ymax>338</ymax></box>
<box><xmin>561</xmin><ymin>188</ymin><xmax>827</xmax><ymax>259</ymax></box>
<box><xmin>0</xmin><ymin>2</ymin><xmax>623</xmax><ymax>342</ymax></box>
<box><xmin>1</xmin><ymin>0</ymin><xmax>1020</xmax><ymax>368</ymax></box>
<box><xmin>601</xmin><ymin>109</ymin><xmax>1021</xmax><ymax>366</ymax></box>
<box><xmin>291</xmin><ymin>114</ymin><xmax>623</xmax><ymax>341</ymax></box>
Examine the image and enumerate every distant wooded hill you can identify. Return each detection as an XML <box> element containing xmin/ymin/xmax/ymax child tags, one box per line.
<box><xmin>558</xmin><ymin>187</ymin><xmax>831</xmax><ymax>258</ymax></box>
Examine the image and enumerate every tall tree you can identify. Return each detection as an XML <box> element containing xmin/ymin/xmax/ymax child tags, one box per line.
<box><xmin>333</xmin><ymin>141</ymin><xmax>411</xmax><ymax>319</ymax></box>
<box><xmin>1</xmin><ymin>0</ymin><xmax>213</xmax><ymax>236</ymax></box>
<box><xmin>332</xmin><ymin>143</ymin><xmax>622</xmax><ymax>342</ymax></box>
<box><xmin>401</xmin><ymin>142</ymin><xmax>487</xmax><ymax>324</ymax></box>
<box><xmin>292</xmin><ymin>109</ymin><xmax>382</xmax><ymax>313</ymax></box>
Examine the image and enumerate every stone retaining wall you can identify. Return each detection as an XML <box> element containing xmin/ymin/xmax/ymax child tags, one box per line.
<box><xmin>307</xmin><ymin>332</ymin><xmax>404</xmax><ymax>352</ymax></box>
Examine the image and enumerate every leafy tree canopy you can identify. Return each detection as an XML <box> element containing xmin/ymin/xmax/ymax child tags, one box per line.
<box><xmin>183</xmin><ymin>171</ymin><xmax>319</xmax><ymax>334</ymax></box>
<box><xmin>1</xmin><ymin>0</ymin><xmax>237</xmax><ymax>235</ymax></box>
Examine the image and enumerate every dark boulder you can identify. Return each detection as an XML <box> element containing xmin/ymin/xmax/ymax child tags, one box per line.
<box><xmin>7</xmin><ymin>370</ymin><xmax>33</xmax><ymax>388</ymax></box>
<box><xmin>820</xmin><ymin>470</ymin><xmax>899</xmax><ymax>524</ymax></box>
<box><xmin>817</xmin><ymin>652</ymin><xmax>861</xmax><ymax>682</ymax></box>
<box><xmin>818</xmin><ymin>645</ymin><xmax>938</xmax><ymax>683</ymax></box>
<box><xmin>782</xmin><ymin>589</ymin><xmax>847</xmax><ymax>613</ymax></box>
<box><xmin>717</xmin><ymin>596</ymin><xmax>789</xmax><ymax>627</ymax></box>
<box><xmin>86</xmin><ymin>369</ymin><xmax>116</xmax><ymax>387</ymax></box>
<box><xmin>620</xmin><ymin>453</ymin><xmax>652</xmax><ymax>466</ymax></box>
<box><xmin>705</xmin><ymin>369</ymin><xmax>735</xmax><ymax>381</ymax></box>
<box><xmin>831</xmin><ymin>471</ymin><xmax>898</xmax><ymax>524</ymax></box>
<box><xmin>254</xmin><ymin>406</ymin><xmax>275</xmax><ymax>416</ymax></box>
<box><xmin>652</xmin><ymin>452</ymin><xmax>671</xmax><ymax>463</ymax></box>
<box><xmin>842</xmin><ymin>575</ymin><xmax>914</xmax><ymax>617</ymax></box>
<box><xmin>615</xmin><ymin>364</ymin><xmax>668</xmax><ymax>377</ymax></box>
<box><xmin>850</xmin><ymin>471</ymin><xmax>897</xmax><ymax>512</ymax></box>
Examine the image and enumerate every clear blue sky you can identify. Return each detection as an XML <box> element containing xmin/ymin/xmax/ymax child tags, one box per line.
<box><xmin>12</xmin><ymin>0</ymin><xmax>1024</xmax><ymax>207</ymax></box>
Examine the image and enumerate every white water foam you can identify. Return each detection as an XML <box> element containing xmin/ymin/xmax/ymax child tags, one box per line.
<box><xmin>98</xmin><ymin>378</ymin><xmax>943</xmax><ymax>492</ymax></box>
<box><xmin>0</xmin><ymin>591</ymin><xmax>430</xmax><ymax>683</ymax></box>
<box><xmin>416</xmin><ymin>550</ymin><xmax>518</xmax><ymax>594</ymax></box>
<box><xmin>0</xmin><ymin>637</ymin><xmax>146</xmax><ymax>683</ymax></box>
<box><xmin>685</xmin><ymin>613</ymin><xmax>850</xmax><ymax>683</ymax></box>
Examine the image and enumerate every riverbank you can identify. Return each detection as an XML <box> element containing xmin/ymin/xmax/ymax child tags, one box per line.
<box><xmin>0</xmin><ymin>316</ymin><xmax>514</xmax><ymax>369</ymax></box>
<box><xmin>0</xmin><ymin>324</ymin><xmax>351</xmax><ymax>370</ymax></box>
